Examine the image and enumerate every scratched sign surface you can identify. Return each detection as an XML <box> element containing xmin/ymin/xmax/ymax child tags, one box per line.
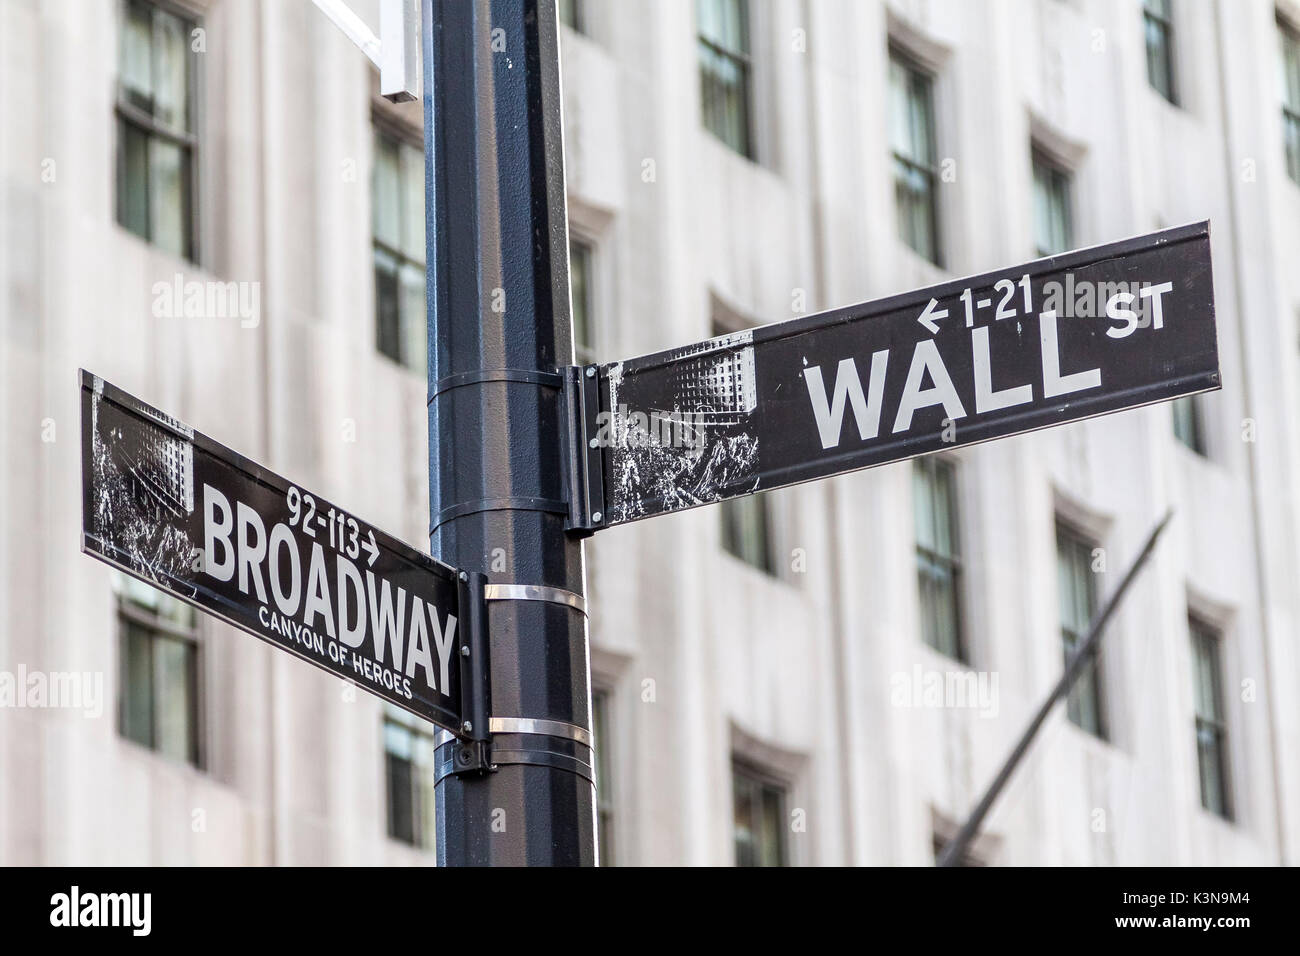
<box><xmin>591</xmin><ymin>222</ymin><xmax>1219</xmax><ymax>525</ymax></box>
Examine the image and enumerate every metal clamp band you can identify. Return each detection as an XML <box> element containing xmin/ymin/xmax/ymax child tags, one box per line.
<box><xmin>431</xmin><ymin>496</ymin><xmax>570</xmax><ymax>533</ymax></box>
<box><xmin>487</xmin><ymin>748</ymin><xmax>594</xmax><ymax>783</ymax></box>
<box><xmin>489</xmin><ymin>716</ymin><xmax>592</xmax><ymax>746</ymax></box>
<box><xmin>428</xmin><ymin>367</ymin><xmax>564</xmax><ymax>403</ymax></box>
<box><xmin>434</xmin><ymin>716</ymin><xmax>593</xmax><ymax>748</ymax></box>
<box><xmin>434</xmin><ymin>743</ymin><xmax>593</xmax><ymax>785</ymax></box>
<box><xmin>483</xmin><ymin>583</ymin><xmax>586</xmax><ymax>615</ymax></box>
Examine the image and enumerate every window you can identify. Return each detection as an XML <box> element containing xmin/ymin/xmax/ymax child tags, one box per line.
<box><xmin>116</xmin><ymin>0</ymin><xmax>198</xmax><ymax>261</ymax></box>
<box><xmin>384</xmin><ymin>708</ymin><xmax>438</xmax><ymax>849</ymax></box>
<box><xmin>697</xmin><ymin>0</ymin><xmax>753</xmax><ymax>158</ymax></box>
<box><xmin>558</xmin><ymin>0</ymin><xmax>584</xmax><ymax>33</ymax></box>
<box><xmin>373</xmin><ymin>126</ymin><xmax>427</xmax><ymax>375</ymax></box>
<box><xmin>1032</xmin><ymin>151</ymin><xmax>1073</xmax><ymax>257</ymax></box>
<box><xmin>570</xmin><ymin>239</ymin><xmax>595</xmax><ymax>364</ymax></box>
<box><xmin>1172</xmin><ymin>396</ymin><xmax>1206</xmax><ymax>454</ymax></box>
<box><xmin>914</xmin><ymin>457</ymin><xmax>965</xmax><ymax>661</ymax></box>
<box><xmin>1190</xmin><ymin>617</ymin><xmax>1231</xmax><ymax>819</ymax></box>
<box><xmin>721</xmin><ymin>493</ymin><xmax>775</xmax><ymax>574</ymax></box>
<box><xmin>1143</xmin><ymin>0</ymin><xmax>1177</xmax><ymax>104</ymax></box>
<box><xmin>732</xmin><ymin>762</ymin><xmax>787</xmax><ymax>866</ymax></box>
<box><xmin>118</xmin><ymin>577</ymin><xmax>201</xmax><ymax>767</ymax></box>
<box><xmin>889</xmin><ymin>50</ymin><xmax>941</xmax><ymax>265</ymax></box>
<box><xmin>1057</xmin><ymin>523</ymin><xmax>1106</xmax><ymax>739</ymax></box>
<box><xmin>592</xmin><ymin>689</ymin><xmax>615</xmax><ymax>865</ymax></box>
<box><xmin>1282</xmin><ymin>20</ymin><xmax>1300</xmax><ymax>185</ymax></box>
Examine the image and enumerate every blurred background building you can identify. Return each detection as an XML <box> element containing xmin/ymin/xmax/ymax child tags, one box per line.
<box><xmin>2</xmin><ymin>0</ymin><xmax>1299</xmax><ymax>865</ymax></box>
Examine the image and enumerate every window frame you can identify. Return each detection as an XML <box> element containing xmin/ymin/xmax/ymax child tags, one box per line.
<box><xmin>913</xmin><ymin>454</ymin><xmax>966</xmax><ymax>663</ymax></box>
<box><xmin>1189</xmin><ymin>615</ymin><xmax>1233</xmax><ymax>821</ymax></box>
<box><xmin>1143</xmin><ymin>0</ymin><xmax>1178</xmax><ymax>105</ymax></box>
<box><xmin>720</xmin><ymin>491</ymin><xmax>778</xmax><ymax>576</ymax></box>
<box><xmin>1031</xmin><ymin>148</ymin><xmax>1074</xmax><ymax>258</ymax></box>
<box><xmin>568</xmin><ymin>236</ymin><xmax>597</xmax><ymax>365</ymax></box>
<box><xmin>115</xmin><ymin>0</ymin><xmax>201</xmax><ymax>263</ymax></box>
<box><xmin>591</xmin><ymin>686</ymin><xmax>616</xmax><ymax>865</ymax></box>
<box><xmin>1172</xmin><ymin>395</ymin><xmax>1207</xmax><ymax>456</ymax></box>
<box><xmin>1281</xmin><ymin>17</ymin><xmax>1300</xmax><ymax>186</ymax></box>
<box><xmin>888</xmin><ymin>45</ymin><xmax>943</xmax><ymax>267</ymax></box>
<box><xmin>382</xmin><ymin>706</ymin><xmax>439</xmax><ymax>851</ymax></box>
<box><xmin>697</xmin><ymin>0</ymin><xmax>756</xmax><ymax>160</ymax></box>
<box><xmin>371</xmin><ymin>115</ymin><xmax>428</xmax><ymax>375</ymax></box>
<box><xmin>731</xmin><ymin>759</ymin><xmax>789</xmax><ymax>867</ymax></box>
<box><xmin>116</xmin><ymin>585</ymin><xmax>204</xmax><ymax>769</ymax></box>
<box><xmin>1055</xmin><ymin>519</ymin><xmax>1108</xmax><ymax>740</ymax></box>
<box><xmin>558</xmin><ymin>0</ymin><xmax>585</xmax><ymax>35</ymax></box>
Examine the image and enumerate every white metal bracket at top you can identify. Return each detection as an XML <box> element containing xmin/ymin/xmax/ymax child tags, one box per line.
<box><xmin>313</xmin><ymin>0</ymin><xmax>420</xmax><ymax>103</ymax></box>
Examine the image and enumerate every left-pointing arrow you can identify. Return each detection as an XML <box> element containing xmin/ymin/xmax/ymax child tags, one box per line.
<box><xmin>918</xmin><ymin>297</ymin><xmax>949</xmax><ymax>335</ymax></box>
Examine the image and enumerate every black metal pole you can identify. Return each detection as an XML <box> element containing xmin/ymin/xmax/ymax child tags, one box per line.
<box><xmin>936</xmin><ymin>511</ymin><xmax>1173</xmax><ymax>867</ymax></box>
<box><xmin>424</xmin><ymin>0</ymin><xmax>596</xmax><ymax>866</ymax></box>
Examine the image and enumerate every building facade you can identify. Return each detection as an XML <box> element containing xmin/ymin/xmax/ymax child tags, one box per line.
<box><xmin>2</xmin><ymin>0</ymin><xmax>1300</xmax><ymax>865</ymax></box>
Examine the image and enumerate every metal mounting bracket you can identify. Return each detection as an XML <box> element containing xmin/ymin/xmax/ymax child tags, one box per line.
<box><xmin>450</xmin><ymin>569</ymin><xmax>495</xmax><ymax>776</ymax></box>
<box><xmin>312</xmin><ymin>0</ymin><xmax>420</xmax><ymax>102</ymax></box>
<box><xmin>560</xmin><ymin>364</ymin><xmax>607</xmax><ymax>536</ymax></box>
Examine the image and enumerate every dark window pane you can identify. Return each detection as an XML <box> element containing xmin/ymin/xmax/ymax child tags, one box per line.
<box><xmin>154</xmin><ymin>636</ymin><xmax>197</xmax><ymax>764</ymax></box>
<box><xmin>1190</xmin><ymin>618</ymin><xmax>1231</xmax><ymax>819</ymax></box>
<box><xmin>558</xmin><ymin>0</ymin><xmax>583</xmax><ymax>33</ymax></box>
<box><xmin>115</xmin><ymin>1</ymin><xmax>197</xmax><ymax>260</ymax></box>
<box><xmin>373</xmin><ymin>130</ymin><xmax>426</xmax><ymax>373</ymax></box>
<box><xmin>386</xmin><ymin>754</ymin><xmax>416</xmax><ymax>845</ymax></box>
<box><xmin>118</xmin><ymin>120</ymin><xmax>151</xmax><ymax>241</ymax></box>
<box><xmin>1172</xmin><ymin>396</ymin><xmax>1205</xmax><ymax>454</ymax></box>
<box><xmin>120</xmin><ymin>0</ymin><xmax>153</xmax><ymax>110</ymax></box>
<box><xmin>372</xmin><ymin>134</ymin><xmax>402</xmax><ymax>250</ymax></box>
<box><xmin>154</xmin><ymin>7</ymin><xmax>190</xmax><ymax>131</ymax></box>
<box><xmin>698</xmin><ymin>0</ymin><xmax>753</xmax><ymax>158</ymax></box>
<box><xmin>149</xmin><ymin>137</ymin><xmax>190</xmax><ymax>260</ymax></box>
<box><xmin>384</xmin><ymin>714</ymin><xmax>437</xmax><ymax>849</ymax></box>
<box><xmin>118</xmin><ymin>588</ymin><xmax>200</xmax><ymax>768</ymax></box>
<box><xmin>570</xmin><ymin>240</ymin><xmax>593</xmax><ymax>360</ymax></box>
<box><xmin>759</xmin><ymin>786</ymin><xmax>784</xmax><ymax>866</ymax></box>
<box><xmin>593</xmin><ymin>690</ymin><xmax>614</xmax><ymax>865</ymax></box>
<box><xmin>1033</xmin><ymin>153</ymin><xmax>1073</xmax><ymax>257</ymax></box>
<box><xmin>1057</xmin><ymin>525</ymin><xmax>1105</xmax><ymax>738</ymax></box>
<box><xmin>399</xmin><ymin>262</ymin><xmax>427</xmax><ymax>377</ymax></box>
<box><xmin>889</xmin><ymin>52</ymin><xmax>940</xmax><ymax>264</ymax></box>
<box><xmin>120</xmin><ymin>622</ymin><xmax>154</xmax><ymax>749</ymax></box>
<box><xmin>1282</xmin><ymin>25</ymin><xmax>1300</xmax><ymax>185</ymax></box>
<box><xmin>374</xmin><ymin>247</ymin><xmax>402</xmax><ymax>364</ymax></box>
<box><xmin>915</xmin><ymin>458</ymin><xmax>963</xmax><ymax>661</ymax></box>
<box><xmin>1144</xmin><ymin>0</ymin><xmax>1176</xmax><ymax>104</ymax></box>
<box><xmin>733</xmin><ymin>773</ymin><xmax>757</xmax><ymax>867</ymax></box>
<box><xmin>733</xmin><ymin>764</ymin><xmax>787</xmax><ymax>867</ymax></box>
<box><xmin>721</xmin><ymin>493</ymin><xmax>774</xmax><ymax>574</ymax></box>
<box><xmin>400</xmin><ymin>137</ymin><xmax>425</xmax><ymax>260</ymax></box>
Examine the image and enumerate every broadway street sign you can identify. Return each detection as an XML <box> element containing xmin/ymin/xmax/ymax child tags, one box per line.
<box><xmin>569</xmin><ymin>221</ymin><xmax>1219</xmax><ymax>529</ymax></box>
<box><xmin>80</xmin><ymin>372</ymin><xmax>466</xmax><ymax>731</ymax></box>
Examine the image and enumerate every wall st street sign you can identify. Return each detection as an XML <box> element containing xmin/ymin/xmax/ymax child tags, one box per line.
<box><xmin>80</xmin><ymin>372</ymin><xmax>467</xmax><ymax>732</ymax></box>
<box><xmin>569</xmin><ymin>222</ymin><xmax>1219</xmax><ymax>529</ymax></box>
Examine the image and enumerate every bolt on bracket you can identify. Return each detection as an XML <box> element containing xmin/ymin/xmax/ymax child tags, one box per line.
<box><xmin>560</xmin><ymin>364</ymin><xmax>607</xmax><ymax>536</ymax></box>
<box><xmin>451</xmin><ymin>569</ymin><xmax>494</xmax><ymax>776</ymax></box>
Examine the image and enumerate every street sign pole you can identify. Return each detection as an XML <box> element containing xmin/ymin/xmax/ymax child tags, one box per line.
<box><xmin>424</xmin><ymin>0</ymin><xmax>596</xmax><ymax>865</ymax></box>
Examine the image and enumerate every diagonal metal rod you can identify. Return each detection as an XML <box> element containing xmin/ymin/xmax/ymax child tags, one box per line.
<box><xmin>311</xmin><ymin>0</ymin><xmax>381</xmax><ymax>66</ymax></box>
<box><xmin>937</xmin><ymin>510</ymin><xmax>1174</xmax><ymax>867</ymax></box>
